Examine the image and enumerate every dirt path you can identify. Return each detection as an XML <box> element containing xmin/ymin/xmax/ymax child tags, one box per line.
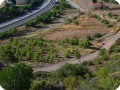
<box><xmin>33</xmin><ymin>30</ymin><xmax>120</xmax><ymax>72</ymax></box>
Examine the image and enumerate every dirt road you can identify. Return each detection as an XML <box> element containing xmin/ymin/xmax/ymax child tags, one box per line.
<box><xmin>33</xmin><ymin>30</ymin><xmax>120</xmax><ymax>72</ymax></box>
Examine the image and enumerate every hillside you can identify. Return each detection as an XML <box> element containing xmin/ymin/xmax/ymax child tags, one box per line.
<box><xmin>72</xmin><ymin>0</ymin><xmax>119</xmax><ymax>11</ymax></box>
<box><xmin>33</xmin><ymin>38</ymin><xmax>120</xmax><ymax>90</ymax></box>
<box><xmin>0</xmin><ymin>0</ymin><xmax>120</xmax><ymax>90</ymax></box>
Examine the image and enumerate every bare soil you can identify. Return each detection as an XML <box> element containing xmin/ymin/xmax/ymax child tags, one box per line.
<box><xmin>39</xmin><ymin>15</ymin><xmax>111</xmax><ymax>41</ymax></box>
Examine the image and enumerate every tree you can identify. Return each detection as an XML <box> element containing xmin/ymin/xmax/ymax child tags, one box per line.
<box><xmin>9</xmin><ymin>0</ymin><xmax>16</xmax><ymax>4</ymax></box>
<box><xmin>9</xmin><ymin>4</ymin><xmax>15</xmax><ymax>15</ymax></box>
<box><xmin>2</xmin><ymin>5</ymin><xmax>9</xmax><ymax>15</ymax></box>
<box><xmin>0</xmin><ymin>46</ymin><xmax>18</xmax><ymax>64</ymax></box>
<box><xmin>65</xmin><ymin>49</ymin><xmax>71</xmax><ymax>58</ymax></box>
<box><xmin>33</xmin><ymin>52</ymin><xmax>39</xmax><ymax>61</ymax></box>
<box><xmin>33</xmin><ymin>52</ymin><xmax>39</xmax><ymax>66</ymax></box>
<box><xmin>0</xmin><ymin>63</ymin><xmax>34</xmax><ymax>90</ymax></box>
<box><xmin>74</xmin><ymin>50</ymin><xmax>81</xmax><ymax>63</ymax></box>
<box><xmin>26</xmin><ymin>50</ymin><xmax>31</xmax><ymax>60</ymax></box>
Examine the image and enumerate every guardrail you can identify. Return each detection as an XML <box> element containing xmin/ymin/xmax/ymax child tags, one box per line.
<box><xmin>0</xmin><ymin>0</ymin><xmax>54</xmax><ymax>33</ymax></box>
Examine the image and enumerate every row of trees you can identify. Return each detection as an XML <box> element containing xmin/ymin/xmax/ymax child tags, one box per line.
<box><xmin>0</xmin><ymin>36</ymin><xmax>92</xmax><ymax>63</ymax></box>
<box><xmin>0</xmin><ymin>37</ymin><xmax>88</xmax><ymax>63</ymax></box>
<box><xmin>0</xmin><ymin>38</ymin><xmax>58</xmax><ymax>63</ymax></box>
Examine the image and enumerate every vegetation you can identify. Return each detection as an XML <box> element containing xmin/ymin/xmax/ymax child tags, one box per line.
<box><xmin>0</xmin><ymin>0</ymin><xmax>44</xmax><ymax>22</ymax></box>
<box><xmin>0</xmin><ymin>28</ymin><xmax>18</xmax><ymax>39</ymax></box>
<box><xmin>90</xmin><ymin>14</ymin><xmax>114</xmax><ymax>28</ymax></box>
<box><xmin>101</xmin><ymin>0</ymin><xmax>119</xmax><ymax>4</ymax></box>
<box><xmin>92</xmin><ymin>0</ymin><xmax>97</xmax><ymax>3</ymax></box>
<box><xmin>0</xmin><ymin>63</ymin><xmax>34</xmax><ymax>90</ymax></box>
<box><xmin>26</xmin><ymin>0</ymin><xmax>69</xmax><ymax>26</ymax></box>
<box><xmin>79</xmin><ymin>38</ymin><xmax>91</xmax><ymax>48</ymax></box>
<box><xmin>108</xmin><ymin>12</ymin><xmax>113</xmax><ymax>18</ymax></box>
<box><xmin>32</xmin><ymin>38</ymin><xmax>120</xmax><ymax>90</ymax></box>
<box><xmin>99</xmin><ymin>49</ymin><xmax>108</xmax><ymax>60</ymax></box>
<box><xmin>0</xmin><ymin>0</ymin><xmax>120</xmax><ymax>90</ymax></box>
<box><xmin>0</xmin><ymin>38</ymin><xmax>59</xmax><ymax>63</ymax></box>
<box><xmin>0</xmin><ymin>36</ymin><xmax>93</xmax><ymax>64</ymax></box>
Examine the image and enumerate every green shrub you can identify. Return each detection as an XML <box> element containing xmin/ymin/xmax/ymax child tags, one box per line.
<box><xmin>99</xmin><ymin>49</ymin><xmax>109</xmax><ymax>60</ymax></box>
<box><xmin>0</xmin><ymin>28</ymin><xmax>17</xmax><ymax>39</ymax></box>
<box><xmin>79</xmin><ymin>38</ymin><xmax>91</xmax><ymax>48</ymax></box>
<box><xmin>108</xmin><ymin>12</ymin><xmax>113</xmax><ymax>18</ymax></box>
<box><xmin>93</xmin><ymin>33</ymin><xmax>103</xmax><ymax>39</ymax></box>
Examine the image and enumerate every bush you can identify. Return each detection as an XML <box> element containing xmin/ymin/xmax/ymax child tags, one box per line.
<box><xmin>0</xmin><ymin>28</ymin><xmax>17</xmax><ymax>39</ymax></box>
<box><xmin>108</xmin><ymin>12</ymin><xmax>113</xmax><ymax>18</ymax></box>
<box><xmin>53</xmin><ymin>64</ymin><xmax>91</xmax><ymax>78</ymax></box>
<box><xmin>79</xmin><ymin>38</ymin><xmax>91</xmax><ymax>48</ymax></box>
<box><xmin>74</xmin><ymin>50</ymin><xmax>81</xmax><ymax>59</ymax></box>
<box><xmin>101</xmin><ymin>19</ymin><xmax>109</xmax><ymax>24</ymax></box>
<box><xmin>64</xmin><ymin>37</ymin><xmax>79</xmax><ymax>45</ymax></box>
<box><xmin>65</xmin><ymin>49</ymin><xmax>71</xmax><ymax>58</ymax></box>
<box><xmin>99</xmin><ymin>49</ymin><xmax>108</xmax><ymax>60</ymax></box>
<box><xmin>92</xmin><ymin>33</ymin><xmax>103</xmax><ymax>39</ymax></box>
<box><xmin>107</xmin><ymin>24</ymin><xmax>113</xmax><ymax>28</ymax></box>
<box><xmin>82</xmin><ymin>61</ymin><xmax>94</xmax><ymax>66</ymax></box>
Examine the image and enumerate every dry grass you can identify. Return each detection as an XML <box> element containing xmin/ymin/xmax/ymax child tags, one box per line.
<box><xmin>39</xmin><ymin>15</ymin><xmax>110</xmax><ymax>41</ymax></box>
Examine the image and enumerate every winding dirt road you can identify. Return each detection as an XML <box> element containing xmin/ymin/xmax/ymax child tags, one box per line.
<box><xmin>33</xmin><ymin>30</ymin><xmax>120</xmax><ymax>72</ymax></box>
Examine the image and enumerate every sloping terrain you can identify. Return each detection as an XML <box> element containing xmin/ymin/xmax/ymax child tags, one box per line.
<box><xmin>72</xmin><ymin>0</ymin><xmax>93</xmax><ymax>11</ymax></box>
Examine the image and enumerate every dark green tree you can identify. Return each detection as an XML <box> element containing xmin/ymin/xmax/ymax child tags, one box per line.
<box><xmin>92</xmin><ymin>0</ymin><xmax>97</xmax><ymax>3</ymax></box>
<box><xmin>0</xmin><ymin>63</ymin><xmax>34</xmax><ymax>90</ymax></box>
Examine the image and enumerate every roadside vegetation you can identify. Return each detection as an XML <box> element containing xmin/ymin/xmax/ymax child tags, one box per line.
<box><xmin>26</xmin><ymin>0</ymin><xmax>70</xmax><ymax>26</ymax></box>
<box><xmin>0</xmin><ymin>0</ymin><xmax>44</xmax><ymax>22</ymax></box>
<box><xmin>0</xmin><ymin>28</ymin><xmax>18</xmax><ymax>39</ymax></box>
<box><xmin>0</xmin><ymin>0</ymin><xmax>70</xmax><ymax>39</ymax></box>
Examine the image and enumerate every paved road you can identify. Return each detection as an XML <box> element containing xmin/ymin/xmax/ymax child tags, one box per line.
<box><xmin>34</xmin><ymin>30</ymin><xmax>120</xmax><ymax>72</ymax></box>
<box><xmin>0</xmin><ymin>0</ymin><xmax>56</xmax><ymax>33</ymax></box>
